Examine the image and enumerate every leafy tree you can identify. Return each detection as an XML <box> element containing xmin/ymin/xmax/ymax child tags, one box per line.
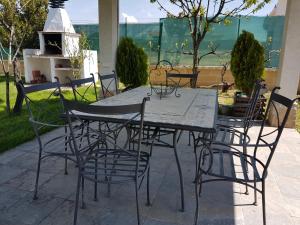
<box><xmin>0</xmin><ymin>0</ymin><xmax>48</xmax><ymax>113</ymax></box>
<box><xmin>150</xmin><ymin>0</ymin><xmax>271</xmax><ymax>75</ymax></box>
<box><xmin>116</xmin><ymin>37</ymin><xmax>148</xmax><ymax>89</ymax></box>
<box><xmin>231</xmin><ymin>31</ymin><xmax>265</xmax><ymax>95</ymax></box>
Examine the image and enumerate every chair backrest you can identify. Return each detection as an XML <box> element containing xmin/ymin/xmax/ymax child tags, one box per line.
<box><xmin>149</xmin><ymin>60</ymin><xmax>179</xmax><ymax>85</ymax></box>
<box><xmin>67</xmin><ymin>74</ymin><xmax>98</xmax><ymax>102</ymax></box>
<box><xmin>166</xmin><ymin>72</ymin><xmax>198</xmax><ymax>88</ymax></box>
<box><xmin>243</xmin><ymin>80</ymin><xmax>266</xmax><ymax>130</ymax></box>
<box><xmin>98</xmin><ymin>71</ymin><xmax>119</xmax><ymax>99</ymax></box>
<box><xmin>62</xmin><ymin>95</ymin><xmax>149</xmax><ymax>165</ymax></box>
<box><xmin>18</xmin><ymin>80</ymin><xmax>63</xmax><ymax>133</ymax></box>
<box><xmin>254</xmin><ymin>87</ymin><xmax>299</xmax><ymax>179</ymax></box>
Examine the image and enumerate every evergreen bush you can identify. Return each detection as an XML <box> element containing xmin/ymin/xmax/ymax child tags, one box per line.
<box><xmin>231</xmin><ymin>31</ymin><xmax>265</xmax><ymax>95</ymax></box>
<box><xmin>116</xmin><ymin>37</ymin><xmax>148</xmax><ymax>88</ymax></box>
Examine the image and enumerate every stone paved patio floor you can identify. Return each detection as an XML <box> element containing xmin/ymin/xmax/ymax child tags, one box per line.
<box><xmin>0</xmin><ymin>126</ymin><xmax>299</xmax><ymax>225</ymax></box>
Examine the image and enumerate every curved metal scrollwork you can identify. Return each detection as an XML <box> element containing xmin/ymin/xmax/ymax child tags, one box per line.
<box><xmin>147</xmin><ymin>60</ymin><xmax>181</xmax><ymax>99</ymax></box>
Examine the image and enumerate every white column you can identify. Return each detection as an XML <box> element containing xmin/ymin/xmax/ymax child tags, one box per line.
<box><xmin>277</xmin><ymin>0</ymin><xmax>300</xmax><ymax>99</ymax></box>
<box><xmin>98</xmin><ymin>0</ymin><xmax>119</xmax><ymax>74</ymax></box>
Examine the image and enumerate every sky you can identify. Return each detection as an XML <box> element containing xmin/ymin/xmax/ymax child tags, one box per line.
<box><xmin>65</xmin><ymin>0</ymin><xmax>279</xmax><ymax>24</ymax></box>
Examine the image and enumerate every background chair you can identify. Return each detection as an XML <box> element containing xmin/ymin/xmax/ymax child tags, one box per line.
<box><xmin>193</xmin><ymin>87</ymin><xmax>299</xmax><ymax>225</ymax></box>
<box><xmin>67</xmin><ymin>74</ymin><xmax>98</xmax><ymax>103</ymax></box>
<box><xmin>97</xmin><ymin>71</ymin><xmax>119</xmax><ymax>99</ymax></box>
<box><xmin>19</xmin><ymin>80</ymin><xmax>74</xmax><ymax>200</ymax></box>
<box><xmin>62</xmin><ymin>95</ymin><xmax>151</xmax><ymax>225</ymax></box>
<box><xmin>166</xmin><ymin>72</ymin><xmax>198</xmax><ymax>89</ymax></box>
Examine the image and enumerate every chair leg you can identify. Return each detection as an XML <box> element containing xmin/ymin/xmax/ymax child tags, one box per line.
<box><xmin>254</xmin><ymin>178</ymin><xmax>258</xmax><ymax>205</ymax></box>
<box><xmin>193</xmin><ymin>143</ymin><xmax>198</xmax><ymax>183</ymax></box>
<box><xmin>81</xmin><ymin>176</ymin><xmax>86</xmax><ymax>209</ymax></box>
<box><xmin>188</xmin><ymin>131</ymin><xmax>191</xmax><ymax>146</ymax></box>
<box><xmin>194</xmin><ymin>168</ymin><xmax>203</xmax><ymax>225</ymax></box>
<box><xmin>135</xmin><ymin>180</ymin><xmax>141</xmax><ymax>225</ymax></box>
<box><xmin>262</xmin><ymin>180</ymin><xmax>266</xmax><ymax>225</ymax></box>
<box><xmin>73</xmin><ymin>172</ymin><xmax>81</xmax><ymax>225</ymax></box>
<box><xmin>243</xmin><ymin>144</ymin><xmax>249</xmax><ymax>195</ymax></box>
<box><xmin>146</xmin><ymin>167</ymin><xmax>151</xmax><ymax>206</ymax></box>
<box><xmin>33</xmin><ymin>147</ymin><xmax>42</xmax><ymax>200</ymax></box>
<box><xmin>64</xmin><ymin>125</ymin><xmax>69</xmax><ymax>175</ymax></box>
<box><xmin>94</xmin><ymin>157</ymin><xmax>98</xmax><ymax>201</ymax></box>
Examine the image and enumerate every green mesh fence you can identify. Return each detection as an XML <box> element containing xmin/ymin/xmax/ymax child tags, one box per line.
<box><xmin>73</xmin><ymin>16</ymin><xmax>285</xmax><ymax>68</ymax></box>
<box><xmin>74</xmin><ymin>24</ymin><xmax>100</xmax><ymax>51</ymax></box>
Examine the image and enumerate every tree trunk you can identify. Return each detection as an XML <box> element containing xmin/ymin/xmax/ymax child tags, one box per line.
<box><xmin>13</xmin><ymin>58</ymin><xmax>24</xmax><ymax>114</ymax></box>
<box><xmin>5</xmin><ymin>71</ymin><xmax>10</xmax><ymax>114</ymax></box>
<box><xmin>191</xmin><ymin>43</ymin><xmax>199</xmax><ymax>87</ymax></box>
<box><xmin>13</xmin><ymin>81</ymin><xmax>24</xmax><ymax>114</ymax></box>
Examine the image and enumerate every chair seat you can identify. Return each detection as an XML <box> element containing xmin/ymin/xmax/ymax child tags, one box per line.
<box><xmin>195</xmin><ymin>126</ymin><xmax>251</xmax><ymax>147</ymax></box>
<box><xmin>81</xmin><ymin>149</ymin><xmax>150</xmax><ymax>184</ymax></box>
<box><xmin>217</xmin><ymin>116</ymin><xmax>245</xmax><ymax>128</ymax></box>
<box><xmin>203</xmin><ymin>147</ymin><xmax>264</xmax><ymax>183</ymax></box>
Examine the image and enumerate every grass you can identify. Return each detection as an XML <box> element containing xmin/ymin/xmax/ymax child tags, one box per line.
<box><xmin>0</xmin><ymin>76</ymin><xmax>96</xmax><ymax>153</ymax></box>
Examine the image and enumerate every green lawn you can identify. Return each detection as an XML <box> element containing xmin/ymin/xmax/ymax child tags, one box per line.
<box><xmin>0</xmin><ymin>77</ymin><xmax>96</xmax><ymax>153</ymax></box>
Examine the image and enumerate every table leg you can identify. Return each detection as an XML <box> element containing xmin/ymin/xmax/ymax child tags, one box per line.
<box><xmin>173</xmin><ymin>129</ymin><xmax>185</xmax><ymax>212</ymax></box>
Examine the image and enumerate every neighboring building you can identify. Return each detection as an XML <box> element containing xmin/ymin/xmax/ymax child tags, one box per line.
<box><xmin>270</xmin><ymin>0</ymin><xmax>287</xmax><ymax>16</ymax></box>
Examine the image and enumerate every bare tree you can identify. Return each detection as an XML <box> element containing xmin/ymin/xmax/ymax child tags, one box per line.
<box><xmin>150</xmin><ymin>0</ymin><xmax>271</xmax><ymax>74</ymax></box>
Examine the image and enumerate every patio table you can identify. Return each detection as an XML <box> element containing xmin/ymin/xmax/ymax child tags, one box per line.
<box><xmin>71</xmin><ymin>86</ymin><xmax>218</xmax><ymax>211</ymax></box>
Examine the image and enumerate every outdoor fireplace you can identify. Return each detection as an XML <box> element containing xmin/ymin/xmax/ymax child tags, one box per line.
<box><xmin>23</xmin><ymin>0</ymin><xmax>98</xmax><ymax>83</ymax></box>
<box><xmin>43</xmin><ymin>33</ymin><xmax>62</xmax><ymax>55</ymax></box>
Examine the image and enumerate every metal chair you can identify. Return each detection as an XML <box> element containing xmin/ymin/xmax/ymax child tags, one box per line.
<box><xmin>67</xmin><ymin>74</ymin><xmax>98</xmax><ymax>102</ymax></box>
<box><xmin>166</xmin><ymin>71</ymin><xmax>199</xmax><ymax>89</ymax></box>
<box><xmin>19</xmin><ymin>81</ymin><xmax>74</xmax><ymax>200</ymax></box>
<box><xmin>217</xmin><ymin>80</ymin><xmax>267</xmax><ymax>128</ymax></box>
<box><xmin>193</xmin><ymin>87</ymin><xmax>299</xmax><ymax>225</ymax></box>
<box><xmin>97</xmin><ymin>71</ymin><xmax>119</xmax><ymax>99</ymax></box>
<box><xmin>62</xmin><ymin>95</ymin><xmax>151</xmax><ymax>225</ymax></box>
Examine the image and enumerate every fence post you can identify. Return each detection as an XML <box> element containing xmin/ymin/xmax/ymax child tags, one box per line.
<box><xmin>237</xmin><ymin>15</ymin><xmax>241</xmax><ymax>38</ymax></box>
<box><xmin>125</xmin><ymin>17</ymin><xmax>128</xmax><ymax>37</ymax></box>
<box><xmin>157</xmin><ymin>21</ymin><xmax>163</xmax><ymax>63</ymax></box>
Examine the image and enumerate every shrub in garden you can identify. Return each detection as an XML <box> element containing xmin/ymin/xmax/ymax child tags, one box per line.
<box><xmin>116</xmin><ymin>37</ymin><xmax>148</xmax><ymax>89</ymax></box>
<box><xmin>231</xmin><ymin>31</ymin><xmax>265</xmax><ymax>95</ymax></box>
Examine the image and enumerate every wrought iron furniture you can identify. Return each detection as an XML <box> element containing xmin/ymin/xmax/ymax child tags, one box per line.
<box><xmin>67</xmin><ymin>74</ymin><xmax>98</xmax><ymax>102</ymax></box>
<box><xmin>62</xmin><ymin>95</ymin><xmax>150</xmax><ymax>225</ymax></box>
<box><xmin>19</xmin><ymin>81</ymin><xmax>74</xmax><ymax>200</ymax></box>
<box><xmin>193</xmin><ymin>87</ymin><xmax>299</xmax><ymax>225</ymax></box>
<box><xmin>166</xmin><ymin>72</ymin><xmax>198</xmax><ymax>89</ymax></box>
<box><xmin>83</xmin><ymin>87</ymin><xmax>218</xmax><ymax>212</ymax></box>
<box><xmin>217</xmin><ymin>80</ymin><xmax>267</xmax><ymax>128</ymax></box>
<box><xmin>147</xmin><ymin>60</ymin><xmax>181</xmax><ymax>99</ymax></box>
<box><xmin>97</xmin><ymin>71</ymin><xmax>119</xmax><ymax>99</ymax></box>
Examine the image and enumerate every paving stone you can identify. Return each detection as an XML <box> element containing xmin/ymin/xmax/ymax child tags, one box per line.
<box><xmin>0</xmin><ymin>185</ymin><xmax>29</xmax><ymax>211</ymax></box>
<box><xmin>0</xmin><ymin>164</ymin><xmax>25</xmax><ymax>185</ymax></box>
<box><xmin>0</xmin><ymin>127</ymin><xmax>299</xmax><ymax>225</ymax></box>
<box><xmin>39</xmin><ymin>199</ymin><xmax>111</xmax><ymax>225</ymax></box>
<box><xmin>0</xmin><ymin>149</ymin><xmax>27</xmax><ymax>165</ymax></box>
<box><xmin>4</xmin><ymin>170</ymin><xmax>56</xmax><ymax>192</ymax></box>
<box><xmin>0</xmin><ymin>192</ymin><xmax>64</xmax><ymax>225</ymax></box>
<box><xmin>144</xmin><ymin>218</ymin><xmax>178</xmax><ymax>225</ymax></box>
